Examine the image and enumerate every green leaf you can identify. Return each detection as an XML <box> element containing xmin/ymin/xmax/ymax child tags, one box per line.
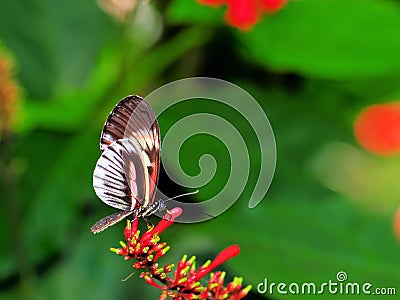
<box><xmin>18</xmin><ymin>46</ymin><xmax>122</xmax><ymax>132</ymax></box>
<box><xmin>167</xmin><ymin>0</ymin><xmax>400</xmax><ymax>79</ymax></box>
<box><xmin>0</xmin><ymin>0</ymin><xmax>114</xmax><ymax>98</ymax></box>
<box><xmin>238</xmin><ymin>0</ymin><xmax>400</xmax><ymax>79</ymax></box>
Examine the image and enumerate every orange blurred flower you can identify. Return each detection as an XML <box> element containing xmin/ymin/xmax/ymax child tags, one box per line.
<box><xmin>0</xmin><ymin>45</ymin><xmax>20</xmax><ymax>135</ymax></box>
<box><xmin>354</xmin><ymin>103</ymin><xmax>400</xmax><ymax>156</ymax></box>
<box><xmin>197</xmin><ymin>0</ymin><xmax>287</xmax><ymax>30</ymax></box>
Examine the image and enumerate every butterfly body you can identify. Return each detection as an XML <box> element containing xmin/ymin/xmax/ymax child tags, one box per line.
<box><xmin>91</xmin><ymin>96</ymin><xmax>162</xmax><ymax>234</ymax></box>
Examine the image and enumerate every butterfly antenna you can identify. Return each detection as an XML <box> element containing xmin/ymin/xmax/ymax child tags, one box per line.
<box><xmin>161</xmin><ymin>190</ymin><xmax>199</xmax><ymax>219</ymax></box>
<box><xmin>165</xmin><ymin>190</ymin><xmax>199</xmax><ymax>202</ymax></box>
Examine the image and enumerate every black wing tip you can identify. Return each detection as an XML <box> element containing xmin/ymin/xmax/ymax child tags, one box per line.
<box><xmin>116</xmin><ymin>95</ymin><xmax>144</xmax><ymax>109</ymax></box>
<box><xmin>109</xmin><ymin>95</ymin><xmax>144</xmax><ymax>119</ymax></box>
<box><xmin>123</xmin><ymin>94</ymin><xmax>143</xmax><ymax>101</ymax></box>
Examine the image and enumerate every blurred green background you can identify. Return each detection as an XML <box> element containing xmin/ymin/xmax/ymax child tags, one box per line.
<box><xmin>1</xmin><ymin>0</ymin><xmax>399</xmax><ymax>299</ymax></box>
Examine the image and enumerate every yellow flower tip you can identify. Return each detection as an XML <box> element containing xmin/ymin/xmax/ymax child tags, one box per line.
<box><xmin>178</xmin><ymin>277</ymin><xmax>188</xmax><ymax>284</ymax></box>
<box><xmin>202</xmin><ymin>260</ymin><xmax>211</xmax><ymax>268</ymax></box>
<box><xmin>109</xmin><ymin>247</ymin><xmax>119</xmax><ymax>254</ymax></box>
<box><xmin>232</xmin><ymin>276</ymin><xmax>243</xmax><ymax>287</ymax></box>
<box><xmin>209</xmin><ymin>283</ymin><xmax>218</xmax><ymax>289</ymax></box>
<box><xmin>190</xmin><ymin>262</ymin><xmax>196</xmax><ymax>272</ymax></box>
<box><xmin>119</xmin><ymin>241</ymin><xmax>127</xmax><ymax>248</ymax></box>
<box><xmin>193</xmin><ymin>285</ymin><xmax>205</xmax><ymax>293</ymax></box>
<box><xmin>146</xmin><ymin>223</ymin><xmax>155</xmax><ymax>231</ymax></box>
<box><xmin>220</xmin><ymin>271</ymin><xmax>226</xmax><ymax>280</ymax></box>
<box><xmin>165</xmin><ymin>263</ymin><xmax>174</xmax><ymax>272</ymax></box>
<box><xmin>181</xmin><ymin>254</ymin><xmax>188</xmax><ymax>262</ymax></box>
<box><xmin>143</xmin><ymin>246</ymin><xmax>149</xmax><ymax>253</ymax></box>
<box><xmin>134</xmin><ymin>230</ymin><xmax>140</xmax><ymax>239</ymax></box>
<box><xmin>161</xmin><ymin>245</ymin><xmax>170</xmax><ymax>255</ymax></box>
<box><xmin>151</xmin><ymin>235</ymin><xmax>160</xmax><ymax>243</ymax></box>
<box><xmin>182</xmin><ymin>266</ymin><xmax>190</xmax><ymax>275</ymax></box>
<box><xmin>188</xmin><ymin>255</ymin><xmax>196</xmax><ymax>264</ymax></box>
<box><xmin>244</xmin><ymin>284</ymin><xmax>252</xmax><ymax>293</ymax></box>
<box><xmin>237</xmin><ymin>284</ymin><xmax>252</xmax><ymax>297</ymax></box>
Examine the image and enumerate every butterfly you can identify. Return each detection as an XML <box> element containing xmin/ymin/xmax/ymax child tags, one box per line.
<box><xmin>91</xmin><ymin>95</ymin><xmax>164</xmax><ymax>234</ymax></box>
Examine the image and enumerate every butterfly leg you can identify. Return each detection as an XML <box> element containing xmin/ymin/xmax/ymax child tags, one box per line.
<box><xmin>143</xmin><ymin>216</ymin><xmax>155</xmax><ymax>230</ymax></box>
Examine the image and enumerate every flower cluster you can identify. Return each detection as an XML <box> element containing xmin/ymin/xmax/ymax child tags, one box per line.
<box><xmin>110</xmin><ymin>207</ymin><xmax>251</xmax><ymax>299</ymax></box>
<box><xmin>197</xmin><ymin>0</ymin><xmax>287</xmax><ymax>30</ymax></box>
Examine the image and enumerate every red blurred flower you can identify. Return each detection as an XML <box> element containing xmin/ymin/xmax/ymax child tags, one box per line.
<box><xmin>354</xmin><ymin>103</ymin><xmax>400</xmax><ymax>156</ymax></box>
<box><xmin>197</xmin><ymin>0</ymin><xmax>287</xmax><ymax>30</ymax></box>
<box><xmin>225</xmin><ymin>0</ymin><xmax>259</xmax><ymax>31</ymax></box>
<box><xmin>110</xmin><ymin>207</ymin><xmax>251</xmax><ymax>299</ymax></box>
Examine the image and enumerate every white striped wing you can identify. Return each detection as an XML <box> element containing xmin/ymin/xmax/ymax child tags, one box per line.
<box><xmin>93</xmin><ymin>138</ymin><xmax>149</xmax><ymax>211</ymax></box>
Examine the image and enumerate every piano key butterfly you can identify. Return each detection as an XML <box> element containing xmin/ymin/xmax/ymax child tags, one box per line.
<box><xmin>91</xmin><ymin>95</ymin><xmax>164</xmax><ymax>234</ymax></box>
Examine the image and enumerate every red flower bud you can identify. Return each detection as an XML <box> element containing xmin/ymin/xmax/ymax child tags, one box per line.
<box><xmin>144</xmin><ymin>275</ymin><xmax>164</xmax><ymax>289</ymax></box>
<box><xmin>191</xmin><ymin>245</ymin><xmax>240</xmax><ymax>282</ymax></box>
<box><xmin>142</xmin><ymin>208</ymin><xmax>183</xmax><ymax>244</ymax></box>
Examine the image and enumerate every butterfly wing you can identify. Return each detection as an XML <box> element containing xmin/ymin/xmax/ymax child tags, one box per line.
<box><xmin>96</xmin><ymin>95</ymin><xmax>160</xmax><ymax>208</ymax></box>
<box><xmin>93</xmin><ymin>138</ymin><xmax>145</xmax><ymax>210</ymax></box>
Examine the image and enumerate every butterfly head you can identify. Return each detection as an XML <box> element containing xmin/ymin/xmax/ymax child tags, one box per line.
<box><xmin>157</xmin><ymin>199</ymin><xmax>167</xmax><ymax>212</ymax></box>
